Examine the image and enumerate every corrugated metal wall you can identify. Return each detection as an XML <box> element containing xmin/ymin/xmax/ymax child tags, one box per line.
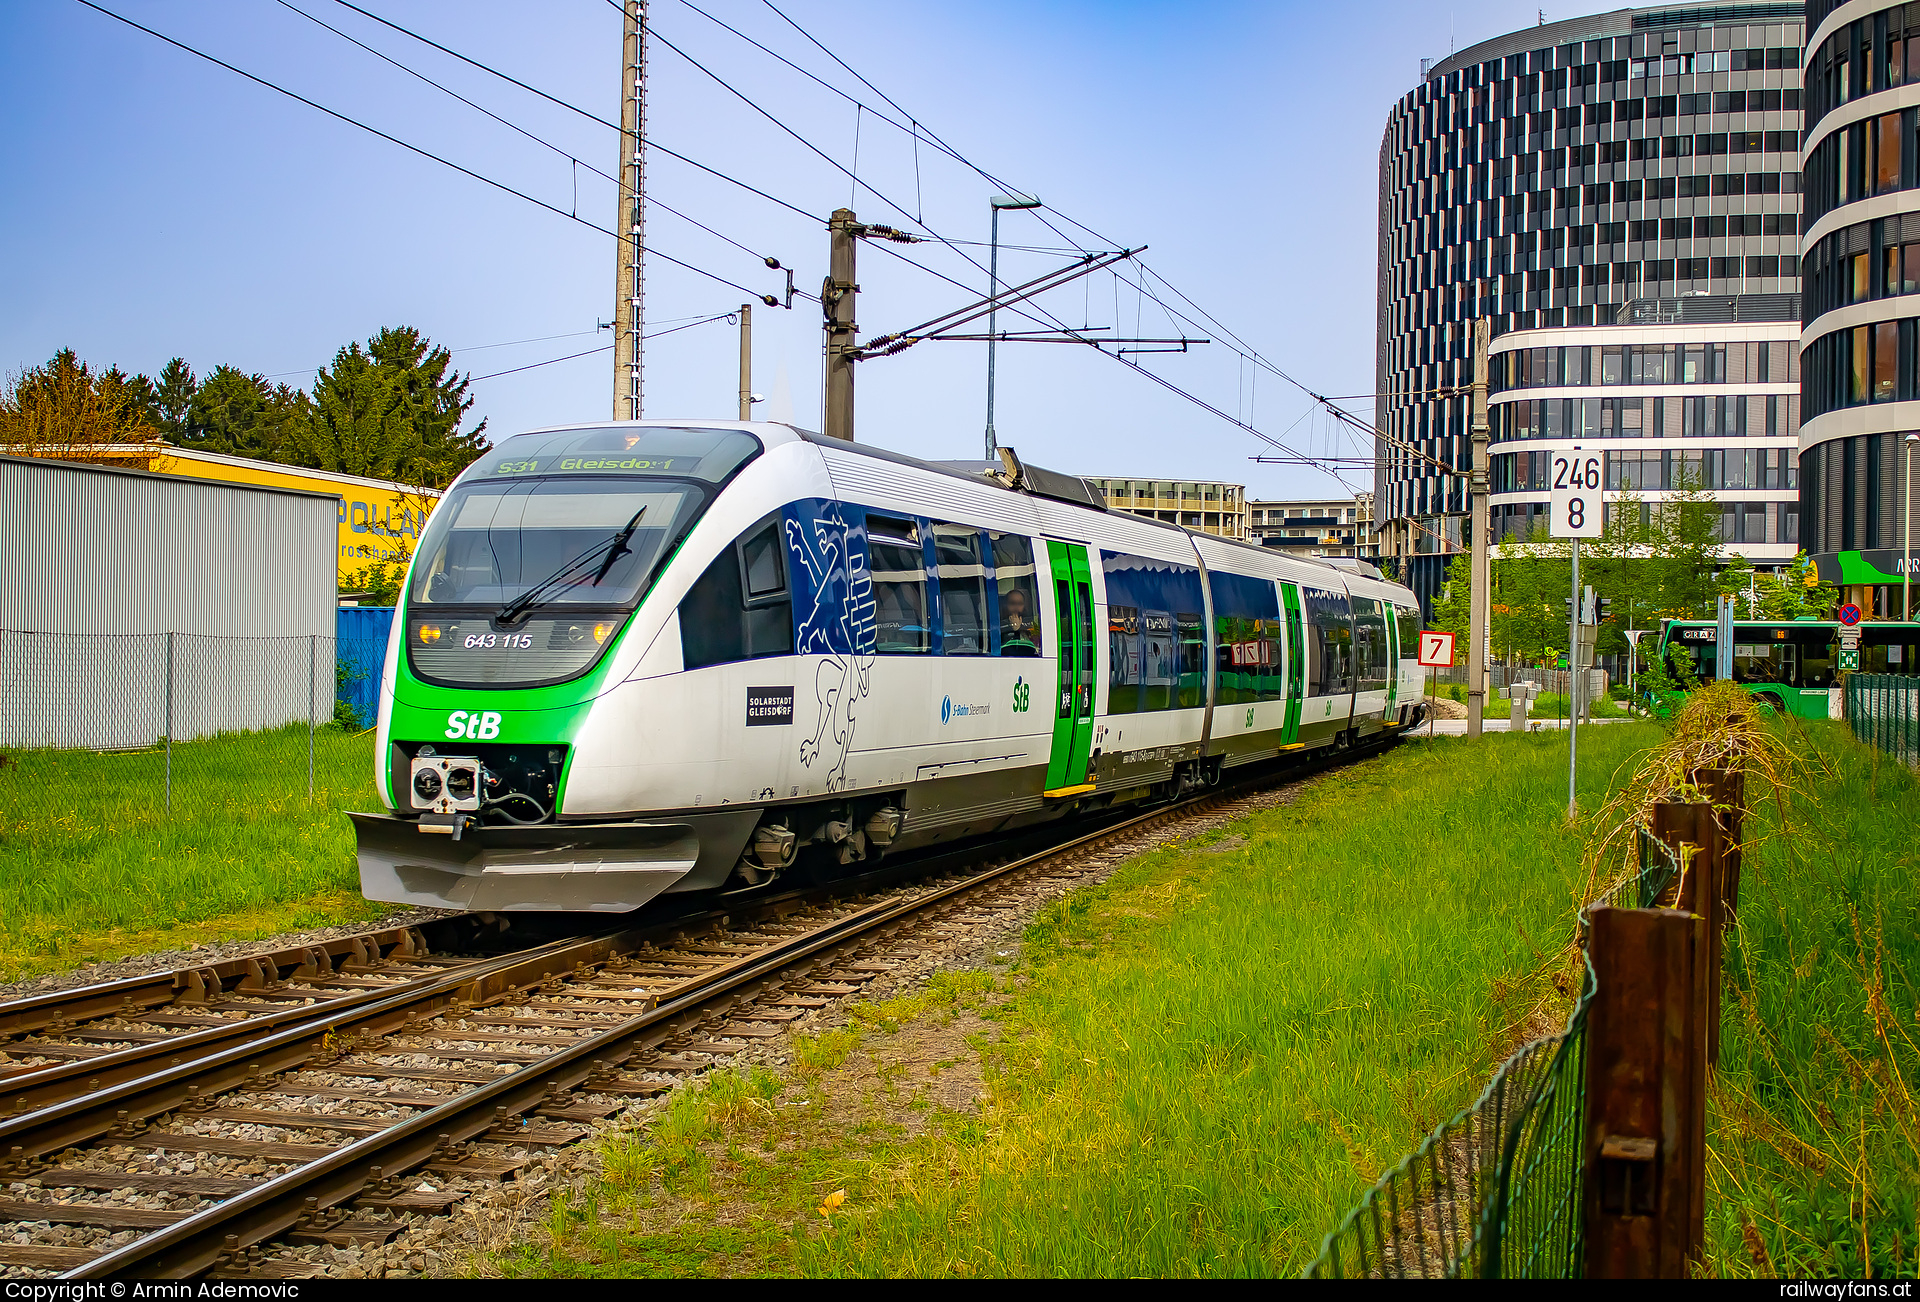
<box><xmin>0</xmin><ymin>457</ymin><xmax>338</xmax><ymax>748</ymax></box>
<box><xmin>1</xmin><ymin>455</ymin><xmax>336</xmax><ymax>636</ymax></box>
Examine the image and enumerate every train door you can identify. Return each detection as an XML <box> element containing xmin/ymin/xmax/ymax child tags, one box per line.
<box><xmin>1280</xmin><ymin>581</ymin><xmax>1305</xmax><ymax>743</ymax></box>
<box><xmin>1383</xmin><ymin>598</ymin><xmax>1399</xmax><ymax>712</ymax></box>
<box><xmin>1045</xmin><ymin>540</ymin><xmax>1097</xmax><ymax>795</ymax></box>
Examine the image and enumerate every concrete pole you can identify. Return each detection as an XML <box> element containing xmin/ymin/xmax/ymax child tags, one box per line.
<box><xmin>611</xmin><ymin>0</ymin><xmax>645</xmax><ymax>420</ymax></box>
<box><xmin>823</xmin><ymin>209</ymin><xmax>859</xmax><ymax>441</ymax></box>
<box><xmin>737</xmin><ymin>303</ymin><xmax>752</xmax><ymax>421</ymax></box>
<box><xmin>1569</xmin><ymin>538</ymin><xmax>1581</xmax><ymax>818</ymax></box>
<box><xmin>1467</xmin><ymin>318</ymin><xmax>1491</xmax><ymax>737</ymax></box>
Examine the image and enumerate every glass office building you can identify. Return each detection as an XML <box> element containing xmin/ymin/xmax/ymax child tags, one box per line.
<box><xmin>1376</xmin><ymin>2</ymin><xmax>1807</xmax><ymax>612</ymax></box>
<box><xmin>1800</xmin><ymin>0</ymin><xmax>1920</xmax><ymax>613</ymax></box>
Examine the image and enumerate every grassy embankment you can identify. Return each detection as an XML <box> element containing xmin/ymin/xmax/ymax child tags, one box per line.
<box><xmin>0</xmin><ymin>725</ymin><xmax>382</xmax><ymax>980</ymax></box>
<box><xmin>1705</xmin><ymin>719</ymin><xmax>1920</xmax><ymax>1277</ymax></box>
<box><xmin>497</xmin><ymin>723</ymin><xmax>1664</xmax><ymax>1278</ymax></box>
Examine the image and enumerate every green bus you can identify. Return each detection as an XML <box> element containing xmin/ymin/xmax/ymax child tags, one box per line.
<box><xmin>1654</xmin><ymin>618</ymin><xmax>1920</xmax><ymax>719</ymax></box>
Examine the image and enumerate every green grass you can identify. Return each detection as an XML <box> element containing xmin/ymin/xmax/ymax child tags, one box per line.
<box><xmin>1705</xmin><ymin>721</ymin><xmax>1920</xmax><ymax>1277</ymax></box>
<box><xmin>491</xmin><ymin>972</ymin><xmax>1011</xmax><ymax>1279</ymax></box>
<box><xmin>0</xmin><ymin>724</ymin><xmax>384</xmax><ymax>979</ymax></box>
<box><xmin>784</xmin><ymin>724</ymin><xmax>1663</xmax><ymax>1277</ymax></box>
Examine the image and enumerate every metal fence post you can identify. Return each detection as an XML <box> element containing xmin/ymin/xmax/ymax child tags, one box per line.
<box><xmin>1582</xmin><ymin>906</ymin><xmax>1706</xmax><ymax>1277</ymax></box>
<box><xmin>308</xmin><ymin>634</ymin><xmax>316</xmax><ymax>800</ymax></box>
<box><xmin>164</xmin><ymin>631</ymin><xmax>174</xmax><ymax>815</ymax></box>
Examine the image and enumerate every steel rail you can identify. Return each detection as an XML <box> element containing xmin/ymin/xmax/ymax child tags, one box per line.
<box><xmin>0</xmin><ymin>922</ymin><xmax>457</xmax><ymax>1040</ymax></box>
<box><xmin>13</xmin><ymin>730</ymin><xmax>1407</xmax><ymax>1279</ymax></box>
<box><xmin>60</xmin><ymin>742</ymin><xmax>1382</xmax><ymax>1280</ymax></box>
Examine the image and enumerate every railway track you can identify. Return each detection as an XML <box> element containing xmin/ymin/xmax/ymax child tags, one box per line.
<box><xmin>0</xmin><ymin>739</ymin><xmax>1395</xmax><ymax>1281</ymax></box>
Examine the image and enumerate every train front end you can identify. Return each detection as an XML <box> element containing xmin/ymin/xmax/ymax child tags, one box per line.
<box><xmin>350</xmin><ymin>423</ymin><xmax>766</xmax><ymax>912</ymax></box>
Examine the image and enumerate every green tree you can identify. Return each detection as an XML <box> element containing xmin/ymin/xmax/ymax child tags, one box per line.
<box><xmin>185</xmin><ymin>364</ymin><xmax>307</xmax><ymax>459</ymax></box>
<box><xmin>291</xmin><ymin>326</ymin><xmax>487</xmax><ymax>486</ymax></box>
<box><xmin>1751</xmin><ymin>550</ymin><xmax>1839</xmax><ymax>620</ymax></box>
<box><xmin>153</xmin><ymin>358</ymin><xmax>197</xmax><ymax>443</ymax></box>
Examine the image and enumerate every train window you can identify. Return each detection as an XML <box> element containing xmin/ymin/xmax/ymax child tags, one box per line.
<box><xmin>1176</xmin><ymin>613</ymin><xmax>1207</xmax><ymax>708</ymax></box>
<box><xmin>1352</xmin><ymin>597</ymin><xmax>1390</xmax><ymax>691</ymax></box>
<box><xmin>679</xmin><ymin>516</ymin><xmax>791</xmax><ymax>670</ymax></box>
<box><xmin>742</xmin><ymin>526</ymin><xmax>785</xmax><ymax>598</ymax></box>
<box><xmin>867</xmin><ymin>516</ymin><xmax>930</xmax><ymax>654</ymax></box>
<box><xmin>933</xmin><ymin>524</ymin><xmax>989</xmax><ymax>655</ymax></box>
<box><xmin>1209</xmin><ymin>572</ymin><xmax>1282</xmax><ymax>706</ymax></box>
<box><xmin>1395</xmin><ymin>606</ymin><xmax>1420</xmax><ymax>659</ymax></box>
<box><xmin>1108</xmin><ymin>604</ymin><xmax>1142</xmax><ymax>712</ymax></box>
<box><xmin>1304</xmin><ymin>586</ymin><xmax>1353</xmax><ymax>696</ymax></box>
<box><xmin>991</xmin><ymin>532</ymin><xmax>1042</xmax><ymax>657</ymax></box>
<box><xmin>1102</xmin><ymin>550</ymin><xmax>1204</xmax><ymax>711</ymax></box>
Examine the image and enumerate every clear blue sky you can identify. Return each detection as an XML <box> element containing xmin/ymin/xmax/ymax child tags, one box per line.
<box><xmin>1</xmin><ymin>0</ymin><xmax>1550</xmax><ymax>497</ymax></box>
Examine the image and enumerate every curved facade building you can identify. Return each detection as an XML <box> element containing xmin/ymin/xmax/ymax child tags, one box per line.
<box><xmin>1800</xmin><ymin>0</ymin><xmax>1920</xmax><ymax>611</ymax></box>
<box><xmin>1376</xmin><ymin>2</ymin><xmax>1808</xmax><ymax>611</ymax></box>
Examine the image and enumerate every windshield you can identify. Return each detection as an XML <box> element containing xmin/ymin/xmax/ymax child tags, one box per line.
<box><xmin>409</xmin><ymin>477</ymin><xmax>701</xmax><ymax>609</ymax></box>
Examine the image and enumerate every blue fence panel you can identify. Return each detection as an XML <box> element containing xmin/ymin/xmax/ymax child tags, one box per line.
<box><xmin>336</xmin><ymin>606</ymin><xmax>395</xmax><ymax>729</ymax></box>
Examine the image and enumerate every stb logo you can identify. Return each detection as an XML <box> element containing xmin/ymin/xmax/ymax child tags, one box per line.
<box><xmin>445</xmin><ymin>710</ymin><xmax>502</xmax><ymax>741</ymax></box>
<box><xmin>940</xmin><ymin>695</ymin><xmax>952</xmax><ymax>724</ymax></box>
<box><xmin>1012</xmin><ymin>677</ymin><xmax>1030</xmax><ymax>713</ymax></box>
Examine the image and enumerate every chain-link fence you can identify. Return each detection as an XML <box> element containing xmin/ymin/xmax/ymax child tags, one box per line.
<box><xmin>1846</xmin><ymin>673</ymin><xmax>1920</xmax><ymax>769</ymax></box>
<box><xmin>0</xmin><ymin>628</ymin><xmax>388</xmax><ymax>817</ymax></box>
<box><xmin>1305</xmin><ymin>831</ymin><xmax>1682</xmax><ymax>1279</ymax></box>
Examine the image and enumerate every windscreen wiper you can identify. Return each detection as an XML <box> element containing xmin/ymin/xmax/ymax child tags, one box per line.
<box><xmin>494</xmin><ymin>506</ymin><xmax>647</xmax><ymax>627</ymax></box>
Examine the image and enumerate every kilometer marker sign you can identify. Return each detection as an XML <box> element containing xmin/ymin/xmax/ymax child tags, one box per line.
<box><xmin>1418</xmin><ymin>631</ymin><xmax>1455</xmax><ymax>667</ymax></box>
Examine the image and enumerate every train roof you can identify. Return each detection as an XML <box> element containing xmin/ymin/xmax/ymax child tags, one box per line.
<box><xmin>488</xmin><ymin>419</ymin><xmax>1398</xmax><ymax>595</ymax></box>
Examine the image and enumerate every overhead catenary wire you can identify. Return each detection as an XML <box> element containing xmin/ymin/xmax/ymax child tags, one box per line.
<box><xmin>71</xmin><ymin>0</ymin><xmax>780</xmax><ymax>304</ymax></box>
<box><xmin>674</xmin><ymin>2</ymin><xmax>1372</xmax><ymax>487</ymax></box>
<box><xmin>469</xmin><ymin>312</ymin><xmax>737</xmax><ymax>382</ymax></box>
<box><xmin>336</xmin><ymin>0</ymin><xmax>831</xmax><ymax>234</ymax></box>
<box><xmin>277</xmin><ymin>0</ymin><xmax>806</xmax><ymax>294</ymax></box>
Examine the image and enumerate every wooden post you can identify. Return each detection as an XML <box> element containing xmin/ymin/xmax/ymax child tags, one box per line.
<box><xmin>1583</xmin><ymin>906</ymin><xmax>1706</xmax><ymax>1277</ymax></box>
<box><xmin>1695</xmin><ymin>768</ymin><xmax>1745</xmax><ymax>919</ymax></box>
<box><xmin>1652</xmin><ymin>797</ymin><xmax>1724</xmax><ymax>1068</ymax></box>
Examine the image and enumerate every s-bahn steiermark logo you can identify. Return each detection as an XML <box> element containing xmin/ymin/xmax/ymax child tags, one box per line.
<box><xmin>1013</xmin><ymin>677</ymin><xmax>1030</xmax><ymax>713</ymax></box>
<box><xmin>940</xmin><ymin>696</ymin><xmax>992</xmax><ymax>724</ymax></box>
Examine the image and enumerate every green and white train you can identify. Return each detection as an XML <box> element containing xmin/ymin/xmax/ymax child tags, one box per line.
<box><xmin>353</xmin><ymin>422</ymin><xmax>1429</xmax><ymax>912</ymax></box>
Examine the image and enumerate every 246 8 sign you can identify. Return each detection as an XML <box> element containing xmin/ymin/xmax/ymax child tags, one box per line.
<box><xmin>1549</xmin><ymin>447</ymin><xmax>1602</xmax><ymax>539</ymax></box>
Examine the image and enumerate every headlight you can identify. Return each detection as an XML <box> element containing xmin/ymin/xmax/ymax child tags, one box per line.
<box><xmin>593</xmin><ymin>622</ymin><xmax>614</xmax><ymax>644</ymax></box>
<box><xmin>418</xmin><ymin>624</ymin><xmax>443</xmax><ymax>644</ymax></box>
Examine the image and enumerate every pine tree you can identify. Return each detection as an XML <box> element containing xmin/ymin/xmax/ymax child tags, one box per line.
<box><xmin>154</xmin><ymin>358</ymin><xmax>197</xmax><ymax>443</ymax></box>
<box><xmin>185</xmin><ymin>365</ymin><xmax>305</xmax><ymax>460</ymax></box>
<box><xmin>291</xmin><ymin>327</ymin><xmax>487</xmax><ymax>486</ymax></box>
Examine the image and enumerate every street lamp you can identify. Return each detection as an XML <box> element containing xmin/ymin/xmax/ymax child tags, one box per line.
<box><xmin>1906</xmin><ymin>432</ymin><xmax>1919</xmax><ymax>621</ymax></box>
<box><xmin>985</xmin><ymin>192</ymin><xmax>1042</xmax><ymax>460</ymax></box>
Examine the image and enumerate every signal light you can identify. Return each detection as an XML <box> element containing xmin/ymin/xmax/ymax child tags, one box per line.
<box><xmin>593</xmin><ymin>622</ymin><xmax>614</xmax><ymax>644</ymax></box>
